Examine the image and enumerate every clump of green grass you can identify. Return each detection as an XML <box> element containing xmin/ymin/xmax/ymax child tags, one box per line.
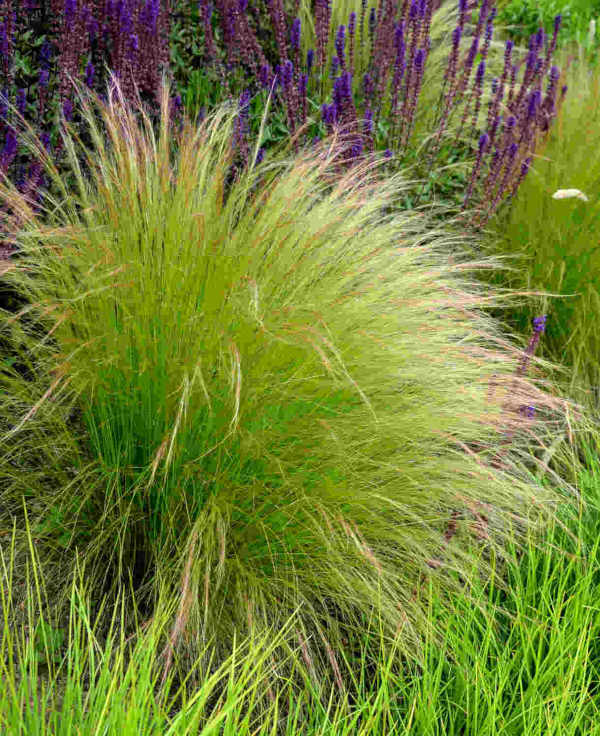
<box><xmin>2</xmin><ymin>433</ymin><xmax>600</xmax><ymax>734</ymax></box>
<box><xmin>482</xmin><ymin>51</ymin><xmax>600</xmax><ymax>417</ymax></box>
<box><xmin>0</xmin><ymin>77</ymin><xmax>577</xmax><ymax>687</ymax></box>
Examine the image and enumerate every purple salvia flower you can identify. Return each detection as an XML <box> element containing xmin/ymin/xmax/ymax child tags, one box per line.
<box><xmin>16</xmin><ymin>89</ymin><xmax>26</xmax><ymax>116</ymax></box>
<box><xmin>330</xmin><ymin>55</ymin><xmax>339</xmax><ymax>79</ymax></box>
<box><xmin>470</xmin><ymin>60</ymin><xmax>485</xmax><ymax>140</ymax></box>
<box><xmin>359</xmin><ymin>0</ymin><xmax>367</xmax><ymax>52</ymax></box>
<box><xmin>535</xmin><ymin>27</ymin><xmax>545</xmax><ymax>51</ymax></box>
<box><xmin>488</xmin><ymin>141</ymin><xmax>519</xmax><ymax>216</ymax></box>
<box><xmin>282</xmin><ymin>59</ymin><xmax>293</xmax><ymax>88</ymax></box>
<box><xmin>298</xmin><ymin>72</ymin><xmax>308</xmax><ymax>124</ymax></box>
<box><xmin>307</xmin><ymin>49</ymin><xmax>314</xmax><ymax>74</ymax></box>
<box><xmin>65</xmin><ymin>0</ymin><xmax>77</xmax><ymax>28</ymax></box>
<box><xmin>363</xmin><ymin>106</ymin><xmax>373</xmax><ymax>135</ymax></box>
<box><xmin>40</xmin><ymin>40</ymin><xmax>52</xmax><ymax>67</ymax></box>
<box><xmin>348</xmin><ymin>12</ymin><xmax>356</xmax><ymax>75</ymax></box>
<box><xmin>391</xmin><ymin>21</ymin><xmax>407</xmax><ymax>129</ymax></box>
<box><xmin>384</xmin><ymin>148</ymin><xmax>393</xmax><ymax>158</ymax></box>
<box><xmin>62</xmin><ymin>98</ymin><xmax>73</xmax><ymax>122</ymax></box>
<box><xmin>509</xmin><ymin>156</ymin><xmax>532</xmax><ymax>199</ymax></box>
<box><xmin>335</xmin><ymin>24</ymin><xmax>346</xmax><ymax>70</ymax></box>
<box><xmin>1</xmin><ymin>127</ymin><xmax>17</xmax><ymax>172</ymax></box>
<box><xmin>369</xmin><ymin>6</ymin><xmax>376</xmax><ymax>38</ymax></box>
<box><xmin>463</xmin><ymin>132</ymin><xmax>489</xmax><ymax>209</ymax></box>
<box><xmin>516</xmin><ymin>314</ymin><xmax>547</xmax><ymax>378</ymax></box>
<box><xmin>363</xmin><ymin>72</ymin><xmax>374</xmax><ymax>103</ymax></box>
<box><xmin>259</xmin><ymin>64</ymin><xmax>271</xmax><ymax>89</ymax></box>
<box><xmin>349</xmin><ymin>139</ymin><xmax>363</xmax><ymax>159</ymax></box>
<box><xmin>401</xmin><ymin>47</ymin><xmax>425</xmax><ymax>150</ymax></box>
<box><xmin>290</xmin><ymin>17</ymin><xmax>301</xmax><ymax>53</ymax></box>
<box><xmin>533</xmin><ymin>315</ymin><xmax>547</xmax><ymax>333</ymax></box>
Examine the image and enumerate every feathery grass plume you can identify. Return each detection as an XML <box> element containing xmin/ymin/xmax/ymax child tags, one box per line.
<box><xmin>0</xmin><ymin>77</ymin><xmax>577</xmax><ymax>686</ymax></box>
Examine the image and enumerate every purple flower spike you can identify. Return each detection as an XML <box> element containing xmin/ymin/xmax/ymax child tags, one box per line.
<box><xmin>452</xmin><ymin>26</ymin><xmax>462</xmax><ymax>48</ymax></box>
<box><xmin>290</xmin><ymin>17</ymin><xmax>301</xmax><ymax>52</ymax></box>
<box><xmin>335</xmin><ymin>24</ymin><xmax>346</xmax><ymax>68</ymax></box>
<box><xmin>259</xmin><ymin>64</ymin><xmax>270</xmax><ymax>89</ymax></box>
<box><xmin>384</xmin><ymin>149</ymin><xmax>393</xmax><ymax>158</ymax></box>
<box><xmin>478</xmin><ymin>132</ymin><xmax>489</xmax><ymax>151</ymax></box>
<box><xmin>307</xmin><ymin>49</ymin><xmax>314</xmax><ymax>74</ymax></box>
<box><xmin>369</xmin><ymin>6</ymin><xmax>376</xmax><ymax>37</ymax></box>
<box><xmin>16</xmin><ymin>89</ymin><xmax>26</xmax><ymax>116</ymax></box>
<box><xmin>65</xmin><ymin>0</ymin><xmax>77</xmax><ymax>26</ymax></box>
<box><xmin>62</xmin><ymin>99</ymin><xmax>73</xmax><ymax>121</ymax></box>
<box><xmin>363</xmin><ymin>107</ymin><xmax>373</xmax><ymax>135</ymax></box>
<box><xmin>533</xmin><ymin>315</ymin><xmax>547</xmax><ymax>334</ymax></box>
<box><xmin>40</xmin><ymin>40</ymin><xmax>52</xmax><ymax>67</ymax></box>
<box><xmin>415</xmin><ymin>48</ymin><xmax>425</xmax><ymax>70</ymax></box>
<box><xmin>330</xmin><ymin>55</ymin><xmax>339</xmax><ymax>79</ymax></box>
<box><xmin>239</xmin><ymin>0</ymin><xmax>248</xmax><ymax>10</ymax></box>
<box><xmin>2</xmin><ymin>127</ymin><xmax>17</xmax><ymax>163</ymax></box>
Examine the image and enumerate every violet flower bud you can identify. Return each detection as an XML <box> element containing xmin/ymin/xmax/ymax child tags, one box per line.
<box><xmin>384</xmin><ymin>148</ymin><xmax>393</xmax><ymax>158</ymax></box>
<box><xmin>307</xmin><ymin>49</ymin><xmax>314</xmax><ymax>74</ymax></box>
<box><xmin>39</xmin><ymin>68</ymin><xmax>49</xmax><ymax>87</ymax></box>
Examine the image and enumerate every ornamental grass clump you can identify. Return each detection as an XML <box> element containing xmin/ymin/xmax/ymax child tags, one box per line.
<box><xmin>0</xmin><ymin>78</ymin><xmax>575</xmax><ymax>685</ymax></box>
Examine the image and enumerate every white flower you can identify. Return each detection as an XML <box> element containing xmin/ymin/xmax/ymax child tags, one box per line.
<box><xmin>552</xmin><ymin>188</ymin><xmax>589</xmax><ymax>202</ymax></box>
